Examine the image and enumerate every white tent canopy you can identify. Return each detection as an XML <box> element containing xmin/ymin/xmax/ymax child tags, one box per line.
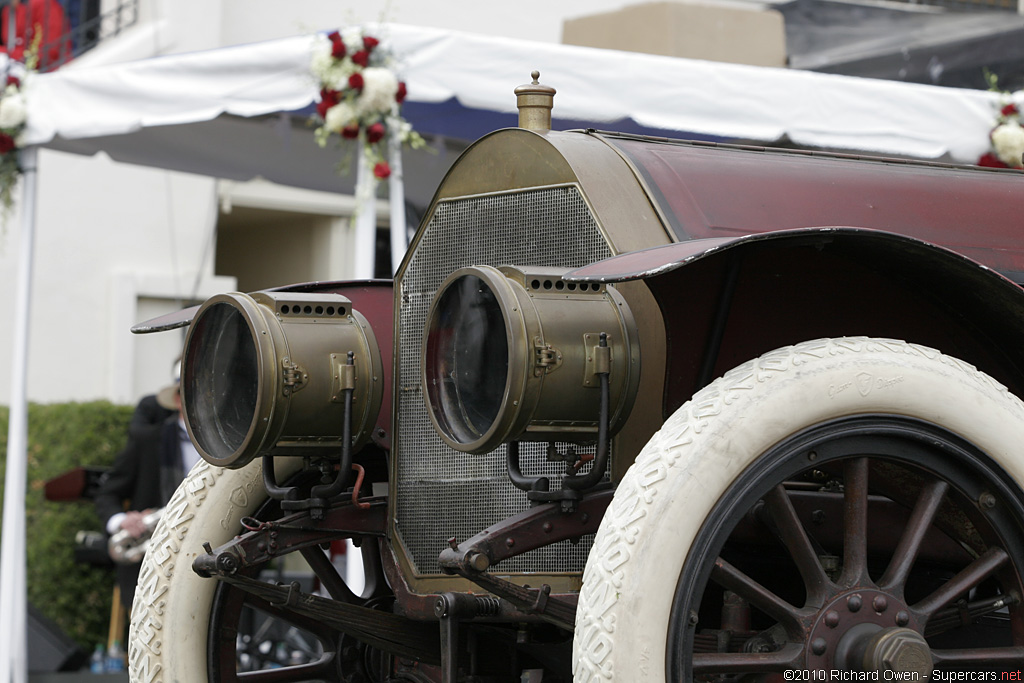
<box><xmin>2</xmin><ymin>20</ymin><xmax>1020</xmax><ymax>683</ymax></box>
<box><xmin>22</xmin><ymin>22</ymin><xmax>1019</xmax><ymax>171</ymax></box>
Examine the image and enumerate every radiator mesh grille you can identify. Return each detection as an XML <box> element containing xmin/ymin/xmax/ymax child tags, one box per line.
<box><xmin>396</xmin><ymin>185</ymin><xmax>612</xmax><ymax>575</ymax></box>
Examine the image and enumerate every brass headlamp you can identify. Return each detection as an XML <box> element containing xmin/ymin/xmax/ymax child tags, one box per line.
<box><xmin>423</xmin><ymin>265</ymin><xmax>640</xmax><ymax>454</ymax></box>
<box><xmin>181</xmin><ymin>291</ymin><xmax>383</xmax><ymax>469</ymax></box>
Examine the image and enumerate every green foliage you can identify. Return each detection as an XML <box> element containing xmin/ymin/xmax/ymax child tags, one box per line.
<box><xmin>0</xmin><ymin>401</ymin><xmax>134</xmax><ymax>651</ymax></box>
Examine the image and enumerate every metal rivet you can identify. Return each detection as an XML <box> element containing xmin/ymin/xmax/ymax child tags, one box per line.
<box><xmin>896</xmin><ymin>610</ymin><xmax>910</xmax><ymax>627</ymax></box>
<box><xmin>824</xmin><ymin>611</ymin><xmax>840</xmax><ymax>628</ymax></box>
<box><xmin>873</xmin><ymin>596</ymin><xmax>888</xmax><ymax>613</ymax></box>
<box><xmin>848</xmin><ymin>595</ymin><xmax>862</xmax><ymax>612</ymax></box>
<box><xmin>811</xmin><ymin>637</ymin><xmax>827</xmax><ymax>655</ymax></box>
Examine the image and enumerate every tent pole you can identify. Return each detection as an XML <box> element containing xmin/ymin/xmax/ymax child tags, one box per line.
<box><xmin>353</xmin><ymin>148</ymin><xmax>375</xmax><ymax>280</ymax></box>
<box><xmin>388</xmin><ymin>129</ymin><xmax>406</xmax><ymax>275</ymax></box>
<box><xmin>0</xmin><ymin>144</ymin><xmax>38</xmax><ymax>683</ymax></box>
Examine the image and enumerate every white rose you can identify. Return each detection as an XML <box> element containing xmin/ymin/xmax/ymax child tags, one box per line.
<box><xmin>992</xmin><ymin>121</ymin><xmax>1024</xmax><ymax>169</ymax></box>
<box><xmin>311</xmin><ymin>38</ymin><xmax>356</xmax><ymax>90</ymax></box>
<box><xmin>326</xmin><ymin>62</ymin><xmax>357</xmax><ymax>91</ymax></box>
<box><xmin>310</xmin><ymin>37</ymin><xmax>335</xmax><ymax>81</ymax></box>
<box><xmin>357</xmin><ymin>67</ymin><xmax>398</xmax><ymax>116</ymax></box>
<box><xmin>341</xmin><ymin>28</ymin><xmax>363</xmax><ymax>54</ymax></box>
<box><xmin>0</xmin><ymin>92</ymin><xmax>27</xmax><ymax>129</ymax></box>
<box><xmin>323</xmin><ymin>101</ymin><xmax>357</xmax><ymax>134</ymax></box>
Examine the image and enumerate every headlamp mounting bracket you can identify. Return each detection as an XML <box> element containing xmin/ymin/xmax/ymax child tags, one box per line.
<box><xmin>508</xmin><ymin>332</ymin><xmax>613</xmax><ymax>512</ymax></box>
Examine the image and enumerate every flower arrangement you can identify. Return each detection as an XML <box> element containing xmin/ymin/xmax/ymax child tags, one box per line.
<box><xmin>978</xmin><ymin>73</ymin><xmax>1024</xmax><ymax>170</ymax></box>
<box><xmin>310</xmin><ymin>27</ymin><xmax>423</xmax><ymax>181</ymax></box>
<box><xmin>0</xmin><ymin>57</ymin><xmax>29</xmax><ymax>217</ymax></box>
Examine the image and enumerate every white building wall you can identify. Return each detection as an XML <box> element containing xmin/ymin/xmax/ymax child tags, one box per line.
<box><xmin>0</xmin><ymin>0</ymin><xmax>658</xmax><ymax>406</ymax></box>
<box><xmin>0</xmin><ymin>149</ymin><xmax>233</xmax><ymax>404</ymax></box>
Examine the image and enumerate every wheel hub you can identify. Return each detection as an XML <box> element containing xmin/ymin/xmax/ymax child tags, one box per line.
<box><xmin>862</xmin><ymin>627</ymin><xmax>933</xmax><ymax>674</ymax></box>
<box><xmin>805</xmin><ymin>588</ymin><xmax>929</xmax><ymax>671</ymax></box>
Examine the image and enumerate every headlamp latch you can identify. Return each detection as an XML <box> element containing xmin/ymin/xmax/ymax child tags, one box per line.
<box><xmin>533</xmin><ymin>338</ymin><xmax>562</xmax><ymax>375</ymax></box>
<box><xmin>281</xmin><ymin>357</ymin><xmax>308</xmax><ymax>396</ymax></box>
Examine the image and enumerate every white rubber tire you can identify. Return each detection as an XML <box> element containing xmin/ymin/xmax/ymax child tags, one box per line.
<box><xmin>572</xmin><ymin>337</ymin><xmax>1024</xmax><ymax>682</ymax></box>
<box><xmin>128</xmin><ymin>457</ymin><xmax>303</xmax><ymax>683</ymax></box>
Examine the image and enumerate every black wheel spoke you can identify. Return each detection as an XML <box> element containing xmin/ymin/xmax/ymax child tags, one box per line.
<box><xmin>880</xmin><ymin>478</ymin><xmax>949</xmax><ymax>594</ymax></box>
<box><xmin>931</xmin><ymin>645</ymin><xmax>1024</xmax><ymax>665</ymax></box>
<box><xmin>711</xmin><ymin>556</ymin><xmax>804</xmax><ymax>628</ymax></box>
<box><xmin>839</xmin><ymin>457</ymin><xmax>870</xmax><ymax>587</ymax></box>
<box><xmin>913</xmin><ymin>546</ymin><xmax>1010</xmax><ymax>620</ymax></box>
<box><xmin>300</xmin><ymin>545</ymin><xmax>359</xmax><ymax>603</ymax></box>
<box><xmin>765</xmin><ymin>484</ymin><xmax>832</xmax><ymax>605</ymax></box>
<box><xmin>692</xmin><ymin>643</ymin><xmax>802</xmax><ymax>674</ymax></box>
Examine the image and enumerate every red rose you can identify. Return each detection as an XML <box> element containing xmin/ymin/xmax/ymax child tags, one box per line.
<box><xmin>396</xmin><ymin>81</ymin><xmax>407</xmax><ymax>104</ymax></box>
<box><xmin>366</xmin><ymin>122</ymin><xmax>386</xmax><ymax>143</ymax></box>
<box><xmin>6</xmin><ymin>75</ymin><xmax>19</xmax><ymax>89</ymax></box>
<box><xmin>1002</xmin><ymin>103</ymin><xmax>1019</xmax><ymax>118</ymax></box>
<box><xmin>351</xmin><ymin>50</ymin><xmax>369</xmax><ymax>68</ymax></box>
<box><xmin>363</xmin><ymin>36</ymin><xmax>379</xmax><ymax>52</ymax></box>
<box><xmin>0</xmin><ymin>133</ymin><xmax>16</xmax><ymax>154</ymax></box>
<box><xmin>316</xmin><ymin>88</ymin><xmax>340</xmax><ymax>118</ymax></box>
<box><xmin>342</xmin><ymin>123</ymin><xmax>360</xmax><ymax>139</ymax></box>
<box><xmin>348</xmin><ymin>73</ymin><xmax>364</xmax><ymax>92</ymax></box>
<box><xmin>978</xmin><ymin>152</ymin><xmax>1010</xmax><ymax>168</ymax></box>
<box><xmin>373</xmin><ymin>161</ymin><xmax>391</xmax><ymax>179</ymax></box>
<box><xmin>328</xmin><ymin>31</ymin><xmax>346</xmax><ymax>59</ymax></box>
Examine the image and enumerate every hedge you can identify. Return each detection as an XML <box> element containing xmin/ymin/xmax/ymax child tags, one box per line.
<box><xmin>0</xmin><ymin>401</ymin><xmax>134</xmax><ymax>651</ymax></box>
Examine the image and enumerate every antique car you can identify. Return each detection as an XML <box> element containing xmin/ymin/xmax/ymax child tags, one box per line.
<box><xmin>127</xmin><ymin>75</ymin><xmax>1024</xmax><ymax>681</ymax></box>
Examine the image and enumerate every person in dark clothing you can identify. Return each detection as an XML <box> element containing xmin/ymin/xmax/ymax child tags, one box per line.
<box><xmin>94</xmin><ymin>380</ymin><xmax>200</xmax><ymax>609</ymax></box>
<box><xmin>127</xmin><ymin>392</ymin><xmax>175</xmax><ymax>439</ymax></box>
<box><xmin>128</xmin><ymin>358</ymin><xmax>180</xmax><ymax>438</ymax></box>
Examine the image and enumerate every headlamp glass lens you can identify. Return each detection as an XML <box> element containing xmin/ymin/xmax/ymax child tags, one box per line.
<box><xmin>183</xmin><ymin>301</ymin><xmax>259</xmax><ymax>461</ymax></box>
<box><xmin>426</xmin><ymin>274</ymin><xmax>508</xmax><ymax>446</ymax></box>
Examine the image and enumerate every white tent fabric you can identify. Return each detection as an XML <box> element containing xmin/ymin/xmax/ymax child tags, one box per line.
<box><xmin>387</xmin><ymin>22</ymin><xmax>1016</xmax><ymax>162</ymax></box>
<box><xmin>21</xmin><ymin>22</ymin><xmax>1021</xmax><ymax>166</ymax></box>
